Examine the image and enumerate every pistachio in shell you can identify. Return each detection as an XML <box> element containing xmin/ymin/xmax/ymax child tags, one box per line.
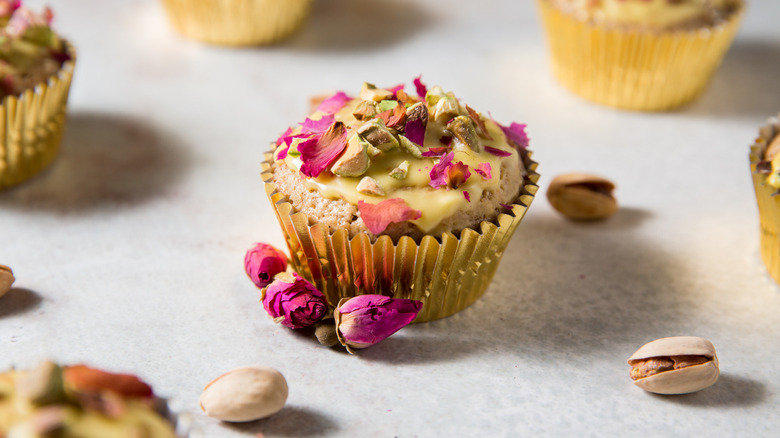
<box><xmin>0</xmin><ymin>264</ymin><xmax>14</xmax><ymax>298</ymax></box>
<box><xmin>546</xmin><ymin>173</ymin><xmax>617</xmax><ymax>221</ymax></box>
<box><xmin>627</xmin><ymin>336</ymin><xmax>719</xmax><ymax>395</ymax></box>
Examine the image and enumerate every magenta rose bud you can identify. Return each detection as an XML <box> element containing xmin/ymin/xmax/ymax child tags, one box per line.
<box><xmin>244</xmin><ymin>243</ymin><xmax>288</xmax><ymax>289</ymax></box>
<box><xmin>261</xmin><ymin>273</ymin><xmax>328</xmax><ymax>329</ymax></box>
<box><xmin>334</xmin><ymin>295</ymin><xmax>423</xmax><ymax>353</ymax></box>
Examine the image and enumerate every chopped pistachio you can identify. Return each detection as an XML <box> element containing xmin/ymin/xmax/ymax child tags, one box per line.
<box><xmin>425</xmin><ymin>86</ymin><xmax>445</xmax><ymax>108</ymax></box>
<box><xmin>356</xmin><ymin>176</ymin><xmax>386</xmax><ymax>196</ymax></box>
<box><xmin>378</xmin><ymin>100</ymin><xmax>399</xmax><ymax>112</ymax></box>
<box><xmin>359</xmin><ymin>82</ymin><xmax>393</xmax><ymax>102</ymax></box>
<box><xmin>357</xmin><ymin>119</ymin><xmax>399</xmax><ymax>152</ymax></box>
<box><xmin>331</xmin><ymin>134</ymin><xmax>371</xmax><ymax>177</ymax></box>
<box><xmin>353</xmin><ymin>100</ymin><xmax>379</xmax><ymax>121</ymax></box>
<box><xmin>366</xmin><ymin>144</ymin><xmax>383</xmax><ymax>158</ymax></box>
<box><xmin>432</xmin><ymin>92</ymin><xmax>461</xmax><ymax>124</ymax></box>
<box><xmin>390</xmin><ymin>161</ymin><xmax>410</xmax><ymax>179</ymax></box>
<box><xmin>447</xmin><ymin>115</ymin><xmax>481</xmax><ymax>152</ymax></box>
<box><xmin>15</xmin><ymin>361</ymin><xmax>68</xmax><ymax>406</ymax></box>
<box><xmin>398</xmin><ymin>135</ymin><xmax>423</xmax><ymax>159</ymax></box>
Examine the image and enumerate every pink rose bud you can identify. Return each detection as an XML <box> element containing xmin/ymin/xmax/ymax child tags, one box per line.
<box><xmin>334</xmin><ymin>295</ymin><xmax>423</xmax><ymax>353</ymax></box>
<box><xmin>244</xmin><ymin>243</ymin><xmax>288</xmax><ymax>289</ymax></box>
<box><xmin>261</xmin><ymin>273</ymin><xmax>328</xmax><ymax>329</ymax></box>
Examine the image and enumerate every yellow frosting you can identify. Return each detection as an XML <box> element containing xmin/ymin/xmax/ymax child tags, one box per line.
<box><xmin>556</xmin><ymin>0</ymin><xmax>733</xmax><ymax>28</ymax></box>
<box><xmin>278</xmin><ymin>90</ymin><xmax>520</xmax><ymax>233</ymax></box>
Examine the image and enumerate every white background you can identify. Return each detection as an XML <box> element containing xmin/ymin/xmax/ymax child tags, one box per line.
<box><xmin>2</xmin><ymin>0</ymin><xmax>780</xmax><ymax>436</ymax></box>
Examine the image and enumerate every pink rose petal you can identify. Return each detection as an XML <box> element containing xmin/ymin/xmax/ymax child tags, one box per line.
<box><xmin>386</xmin><ymin>83</ymin><xmax>405</xmax><ymax>99</ymax></box>
<box><xmin>421</xmin><ymin>147</ymin><xmax>449</xmax><ymax>158</ymax></box>
<box><xmin>499</xmin><ymin>122</ymin><xmax>529</xmax><ymax>149</ymax></box>
<box><xmin>316</xmin><ymin>91</ymin><xmax>350</xmax><ymax>115</ymax></box>
<box><xmin>298</xmin><ymin>122</ymin><xmax>348</xmax><ymax>177</ymax></box>
<box><xmin>263</xmin><ymin>273</ymin><xmax>328</xmax><ymax>329</ymax></box>
<box><xmin>439</xmin><ymin>135</ymin><xmax>453</xmax><ymax>146</ymax></box>
<box><xmin>446</xmin><ymin>161</ymin><xmax>471</xmax><ymax>189</ymax></box>
<box><xmin>463</xmin><ymin>191</ymin><xmax>470</xmax><ymax>202</ymax></box>
<box><xmin>358</xmin><ymin>198</ymin><xmax>422</xmax><ymax>235</ymax></box>
<box><xmin>244</xmin><ymin>243</ymin><xmax>288</xmax><ymax>289</ymax></box>
<box><xmin>484</xmin><ymin>146</ymin><xmax>512</xmax><ymax>157</ymax></box>
<box><xmin>428</xmin><ymin>151</ymin><xmax>454</xmax><ymax>189</ymax></box>
<box><xmin>276</xmin><ymin>127</ymin><xmax>293</xmax><ymax>147</ymax></box>
<box><xmin>474</xmin><ymin>162</ymin><xmax>492</xmax><ymax>180</ymax></box>
<box><xmin>335</xmin><ymin>295</ymin><xmax>423</xmax><ymax>351</ymax></box>
<box><xmin>301</xmin><ymin>114</ymin><xmax>335</xmax><ymax>135</ymax></box>
<box><xmin>413</xmin><ymin>75</ymin><xmax>427</xmax><ymax>98</ymax></box>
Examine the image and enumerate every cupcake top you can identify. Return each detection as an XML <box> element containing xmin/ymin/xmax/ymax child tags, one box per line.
<box><xmin>552</xmin><ymin>0</ymin><xmax>738</xmax><ymax>29</ymax></box>
<box><xmin>0</xmin><ymin>1</ymin><xmax>70</xmax><ymax>98</ymax></box>
<box><xmin>0</xmin><ymin>361</ymin><xmax>177</xmax><ymax>437</ymax></box>
<box><xmin>271</xmin><ymin>78</ymin><xmax>530</xmax><ymax>238</ymax></box>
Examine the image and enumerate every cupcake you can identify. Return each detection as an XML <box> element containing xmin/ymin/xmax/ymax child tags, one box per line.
<box><xmin>262</xmin><ymin>79</ymin><xmax>539</xmax><ymax>322</ymax></box>
<box><xmin>0</xmin><ymin>1</ymin><xmax>75</xmax><ymax>189</ymax></box>
<box><xmin>536</xmin><ymin>0</ymin><xmax>744</xmax><ymax>111</ymax></box>
<box><xmin>161</xmin><ymin>0</ymin><xmax>311</xmax><ymax>46</ymax></box>
<box><xmin>0</xmin><ymin>361</ymin><xmax>180</xmax><ymax>437</ymax></box>
<box><xmin>749</xmin><ymin>113</ymin><xmax>780</xmax><ymax>284</ymax></box>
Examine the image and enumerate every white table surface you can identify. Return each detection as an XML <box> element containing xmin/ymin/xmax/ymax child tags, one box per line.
<box><xmin>2</xmin><ymin>0</ymin><xmax>780</xmax><ymax>436</ymax></box>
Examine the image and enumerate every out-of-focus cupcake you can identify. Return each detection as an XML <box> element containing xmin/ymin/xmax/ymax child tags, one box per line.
<box><xmin>262</xmin><ymin>79</ymin><xmax>539</xmax><ymax>322</ymax></box>
<box><xmin>536</xmin><ymin>0</ymin><xmax>744</xmax><ymax>111</ymax></box>
<box><xmin>749</xmin><ymin>113</ymin><xmax>780</xmax><ymax>284</ymax></box>
<box><xmin>161</xmin><ymin>0</ymin><xmax>311</xmax><ymax>46</ymax></box>
<box><xmin>0</xmin><ymin>361</ymin><xmax>181</xmax><ymax>437</ymax></box>
<box><xmin>0</xmin><ymin>1</ymin><xmax>75</xmax><ymax>189</ymax></box>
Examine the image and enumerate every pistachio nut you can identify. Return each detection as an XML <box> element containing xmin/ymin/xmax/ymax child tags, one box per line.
<box><xmin>627</xmin><ymin>336</ymin><xmax>719</xmax><ymax>395</ymax></box>
<box><xmin>200</xmin><ymin>366</ymin><xmax>288</xmax><ymax>422</ymax></box>
<box><xmin>546</xmin><ymin>173</ymin><xmax>617</xmax><ymax>221</ymax></box>
<box><xmin>0</xmin><ymin>264</ymin><xmax>14</xmax><ymax>298</ymax></box>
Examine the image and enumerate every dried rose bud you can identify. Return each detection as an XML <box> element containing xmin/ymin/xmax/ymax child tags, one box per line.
<box><xmin>334</xmin><ymin>295</ymin><xmax>423</xmax><ymax>353</ymax></box>
<box><xmin>261</xmin><ymin>273</ymin><xmax>328</xmax><ymax>329</ymax></box>
<box><xmin>244</xmin><ymin>243</ymin><xmax>288</xmax><ymax>289</ymax></box>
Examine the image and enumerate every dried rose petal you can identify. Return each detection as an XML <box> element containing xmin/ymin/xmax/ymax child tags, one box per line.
<box><xmin>463</xmin><ymin>191</ymin><xmax>471</xmax><ymax>202</ymax></box>
<box><xmin>300</xmin><ymin>115</ymin><xmax>335</xmax><ymax>135</ymax></box>
<box><xmin>275</xmin><ymin>127</ymin><xmax>293</xmax><ymax>147</ymax></box>
<box><xmin>421</xmin><ymin>147</ymin><xmax>449</xmax><ymax>158</ymax></box>
<box><xmin>358</xmin><ymin>198</ymin><xmax>422</xmax><ymax>235</ymax></box>
<box><xmin>499</xmin><ymin>122</ymin><xmax>529</xmax><ymax>149</ymax></box>
<box><xmin>474</xmin><ymin>162</ymin><xmax>492</xmax><ymax>180</ymax></box>
<box><xmin>316</xmin><ymin>91</ymin><xmax>350</xmax><ymax>115</ymax></box>
<box><xmin>466</xmin><ymin>105</ymin><xmax>493</xmax><ymax>140</ymax></box>
<box><xmin>445</xmin><ymin>161</ymin><xmax>471</xmax><ymax>189</ymax></box>
<box><xmin>334</xmin><ymin>295</ymin><xmax>423</xmax><ymax>353</ymax></box>
<box><xmin>386</xmin><ymin>83</ymin><xmax>405</xmax><ymax>99</ymax></box>
<box><xmin>0</xmin><ymin>1</ymin><xmax>21</xmax><ymax>17</ymax></box>
<box><xmin>413</xmin><ymin>75</ymin><xmax>427</xmax><ymax>98</ymax></box>
<box><xmin>64</xmin><ymin>365</ymin><xmax>153</xmax><ymax>399</ymax></box>
<box><xmin>244</xmin><ymin>243</ymin><xmax>288</xmax><ymax>289</ymax></box>
<box><xmin>484</xmin><ymin>146</ymin><xmax>512</xmax><ymax>157</ymax></box>
<box><xmin>299</xmin><ymin>121</ymin><xmax>348</xmax><ymax>177</ymax></box>
<box><xmin>439</xmin><ymin>135</ymin><xmax>453</xmax><ymax>146</ymax></box>
<box><xmin>377</xmin><ymin>102</ymin><xmax>406</xmax><ymax>129</ymax></box>
<box><xmin>262</xmin><ymin>273</ymin><xmax>328</xmax><ymax>329</ymax></box>
<box><xmin>395</xmin><ymin>89</ymin><xmax>418</xmax><ymax>106</ymax></box>
<box><xmin>429</xmin><ymin>151</ymin><xmax>454</xmax><ymax>189</ymax></box>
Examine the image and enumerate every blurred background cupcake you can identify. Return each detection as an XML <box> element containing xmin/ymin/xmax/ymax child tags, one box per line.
<box><xmin>0</xmin><ymin>1</ymin><xmax>75</xmax><ymax>189</ymax></box>
<box><xmin>749</xmin><ymin>113</ymin><xmax>780</xmax><ymax>284</ymax></box>
<box><xmin>161</xmin><ymin>0</ymin><xmax>312</xmax><ymax>46</ymax></box>
<box><xmin>536</xmin><ymin>0</ymin><xmax>744</xmax><ymax>111</ymax></box>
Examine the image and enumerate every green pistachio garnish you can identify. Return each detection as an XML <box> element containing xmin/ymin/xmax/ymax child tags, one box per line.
<box><xmin>425</xmin><ymin>86</ymin><xmax>445</xmax><ymax>108</ymax></box>
<box><xmin>331</xmin><ymin>134</ymin><xmax>370</xmax><ymax>177</ymax></box>
<box><xmin>359</xmin><ymin>82</ymin><xmax>393</xmax><ymax>102</ymax></box>
<box><xmin>447</xmin><ymin>115</ymin><xmax>481</xmax><ymax>152</ymax></box>
<box><xmin>389</xmin><ymin>161</ymin><xmax>410</xmax><ymax>179</ymax></box>
<box><xmin>398</xmin><ymin>135</ymin><xmax>423</xmax><ymax>159</ymax></box>
<box><xmin>15</xmin><ymin>361</ymin><xmax>68</xmax><ymax>406</ymax></box>
<box><xmin>432</xmin><ymin>92</ymin><xmax>461</xmax><ymax>124</ymax></box>
<box><xmin>353</xmin><ymin>100</ymin><xmax>379</xmax><ymax>121</ymax></box>
<box><xmin>356</xmin><ymin>176</ymin><xmax>385</xmax><ymax>196</ymax></box>
<box><xmin>366</xmin><ymin>144</ymin><xmax>383</xmax><ymax>158</ymax></box>
<box><xmin>357</xmin><ymin>119</ymin><xmax>399</xmax><ymax>152</ymax></box>
<box><xmin>378</xmin><ymin>100</ymin><xmax>399</xmax><ymax>112</ymax></box>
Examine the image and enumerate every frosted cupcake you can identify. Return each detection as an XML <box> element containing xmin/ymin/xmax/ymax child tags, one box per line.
<box><xmin>0</xmin><ymin>361</ymin><xmax>179</xmax><ymax>437</ymax></box>
<box><xmin>262</xmin><ymin>79</ymin><xmax>539</xmax><ymax>321</ymax></box>
<box><xmin>0</xmin><ymin>1</ymin><xmax>75</xmax><ymax>189</ymax></box>
<box><xmin>161</xmin><ymin>0</ymin><xmax>311</xmax><ymax>46</ymax></box>
<box><xmin>536</xmin><ymin>0</ymin><xmax>744</xmax><ymax>111</ymax></box>
<box><xmin>749</xmin><ymin>113</ymin><xmax>780</xmax><ymax>284</ymax></box>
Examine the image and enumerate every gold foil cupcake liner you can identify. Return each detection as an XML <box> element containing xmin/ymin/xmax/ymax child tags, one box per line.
<box><xmin>536</xmin><ymin>0</ymin><xmax>744</xmax><ymax>111</ymax></box>
<box><xmin>161</xmin><ymin>0</ymin><xmax>312</xmax><ymax>46</ymax></box>
<box><xmin>749</xmin><ymin>114</ymin><xmax>780</xmax><ymax>284</ymax></box>
<box><xmin>261</xmin><ymin>151</ymin><xmax>540</xmax><ymax>322</ymax></box>
<box><xmin>0</xmin><ymin>44</ymin><xmax>75</xmax><ymax>190</ymax></box>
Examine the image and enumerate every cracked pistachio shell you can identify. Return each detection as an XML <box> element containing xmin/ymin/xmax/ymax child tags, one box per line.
<box><xmin>546</xmin><ymin>173</ymin><xmax>617</xmax><ymax>221</ymax></box>
<box><xmin>627</xmin><ymin>336</ymin><xmax>719</xmax><ymax>395</ymax></box>
<box><xmin>200</xmin><ymin>366</ymin><xmax>288</xmax><ymax>422</ymax></box>
<box><xmin>0</xmin><ymin>264</ymin><xmax>14</xmax><ymax>298</ymax></box>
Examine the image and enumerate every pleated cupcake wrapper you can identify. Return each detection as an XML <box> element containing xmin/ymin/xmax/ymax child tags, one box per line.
<box><xmin>749</xmin><ymin>114</ymin><xmax>780</xmax><ymax>284</ymax></box>
<box><xmin>161</xmin><ymin>0</ymin><xmax>311</xmax><ymax>46</ymax></box>
<box><xmin>536</xmin><ymin>0</ymin><xmax>744</xmax><ymax>111</ymax></box>
<box><xmin>261</xmin><ymin>152</ymin><xmax>540</xmax><ymax>322</ymax></box>
<box><xmin>0</xmin><ymin>45</ymin><xmax>75</xmax><ymax>189</ymax></box>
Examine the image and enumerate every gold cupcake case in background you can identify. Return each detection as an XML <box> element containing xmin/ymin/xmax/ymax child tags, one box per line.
<box><xmin>262</xmin><ymin>151</ymin><xmax>540</xmax><ymax>323</ymax></box>
<box><xmin>749</xmin><ymin>115</ymin><xmax>780</xmax><ymax>284</ymax></box>
<box><xmin>0</xmin><ymin>45</ymin><xmax>76</xmax><ymax>190</ymax></box>
<box><xmin>536</xmin><ymin>0</ymin><xmax>744</xmax><ymax>111</ymax></box>
<box><xmin>161</xmin><ymin>0</ymin><xmax>312</xmax><ymax>46</ymax></box>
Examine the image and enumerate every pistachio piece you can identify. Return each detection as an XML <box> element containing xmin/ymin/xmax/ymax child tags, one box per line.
<box><xmin>447</xmin><ymin>116</ymin><xmax>481</xmax><ymax>152</ymax></box>
<box><xmin>15</xmin><ymin>361</ymin><xmax>67</xmax><ymax>406</ymax></box>
<box><xmin>390</xmin><ymin>161</ymin><xmax>410</xmax><ymax>179</ymax></box>
<box><xmin>764</xmin><ymin>134</ymin><xmax>780</xmax><ymax>162</ymax></box>
<box><xmin>331</xmin><ymin>134</ymin><xmax>370</xmax><ymax>177</ymax></box>
<box><xmin>627</xmin><ymin>336</ymin><xmax>719</xmax><ymax>395</ymax></box>
<box><xmin>353</xmin><ymin>100</ymin><xmax>379</xmax><ymax>121</ymax></box>
<box><xmin>366</xmin><ymin>144</ymin><xmax>383</xmax><ymax>158</ymax></box>
<box><xmin>359</xmin><ymin>82</ymin><xmax>393</xmax><ymax>102</ymax></box>
<box><xmin>398</xmin><ymin>135</ymin><xmax>423</xmax><ymax>159</ymax></box>
<box><xmin>0</xmin><ymin>264</ymin><xmax>13</xmax><ymax>298</ymax></box>
<box><xmin>378</xmin><ymin>99</ymin><xmax>399</xmax><ymax>112</ymax></box>
<box><xmin>432</xmin><ymin>92</ymin><xmax>460</xmax><ymax>124</ymax></box>
<box><xmin>356</xmin><ymin>176</ymin><xmax>385</xmax><ymax>197</ymax></box>
<box><xmin>200</xmin><ymin>366</ymin><xmax>288</xmax><ymax>422</ymax></box>
<box><xmin>357</xmin><ymin>119</ymin><xmax>399</xmax><ymax>152</ymax></box>
<box><xmin>546</xmin><ymin>173</ymin><xmax>618</xmax><ymax>221</ymax></box>
<box><xmin>425</xmin><ymin>86</ymin><xmax>445</xmax><ymax>108</ymax></box>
